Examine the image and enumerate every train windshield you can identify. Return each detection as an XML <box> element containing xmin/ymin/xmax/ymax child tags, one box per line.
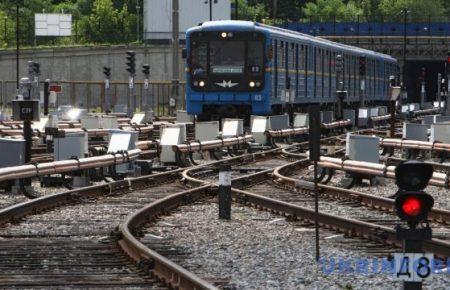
<box><xmin>210</xmin><ymin>40</ymin><xmax>245</xmax><ymax>74</ymax></box>
<box><xmin>190</xmin><ymin>37</ymin><xmax>264</xmax><ymax>76</ymax></box>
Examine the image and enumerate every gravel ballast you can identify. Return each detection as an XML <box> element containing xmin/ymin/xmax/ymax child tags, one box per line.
<box><xmin>144</xmin><ymin>201</ymin><xmax>449</xmax><ymax>289</ymax></box>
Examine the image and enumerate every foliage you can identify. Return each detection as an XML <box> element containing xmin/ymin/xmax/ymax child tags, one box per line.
<box><xmin>0</xmin><ymin>0</ymin><xmax>447</xmax><ymax>48</ymax></box>
<box><xmin>302</xmin><ymin>0</ymin><xmax>363</xmax><ymax>22</ymax></box>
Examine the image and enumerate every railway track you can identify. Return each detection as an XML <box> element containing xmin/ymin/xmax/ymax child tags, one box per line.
<box><xmin>181</xmin><ymin>158</ymin><xmax>450</xmax><ymax>259</ymax></box>
<box><xmin>0</xmin><ymin>169</ymin><xmax>190</xmax><ymax>288</ymax></box>
<box><xmin>0</xmin><ymin>141</ymin><xmax>309</xmax><ymax>289</ymax></box>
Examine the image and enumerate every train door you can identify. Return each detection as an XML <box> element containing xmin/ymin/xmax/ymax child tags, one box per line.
<box><xmin>295</xmin><ymin>43</ymin><xmax>299</xmax><ymax>104</ymax></box>
<box><xmin>313</xmin><ymin>46</ymin><xmax>317</xmax><ymax>100</ymax></box>
<box><xmin>273</xmin><ymin>39</ymin><xmax>278</xmax><ymax>100</ymax></box>
<box><xmin>302</xmin><ymin>45</ymin><xmax>311</xmax><ymax>102</ymax></box>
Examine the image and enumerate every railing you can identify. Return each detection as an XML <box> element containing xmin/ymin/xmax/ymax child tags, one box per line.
<box><xmin>280</xmin><ymin>22</ymin><xmax>450</xmax><ymax>37</ymax></box>
<box><xmin>0</xmin><ymin>80</ymin><xmax>186</xmax><ymax>116</ymax></box>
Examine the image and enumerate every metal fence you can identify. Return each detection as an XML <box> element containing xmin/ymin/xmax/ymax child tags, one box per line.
<box><xmin>0</xmin><ymin>80</ymin><xmax>186</xmax><ymax>116</ymax></box>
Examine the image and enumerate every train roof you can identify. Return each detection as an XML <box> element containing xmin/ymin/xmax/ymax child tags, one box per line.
<box><xmin>187</xmin><ymin>20</ymin><xmax>397</xmax><ymax>63</ymax></box>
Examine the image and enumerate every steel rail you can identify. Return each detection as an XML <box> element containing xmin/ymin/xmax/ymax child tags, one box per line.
<box><xmin>272</xmin><ymin>159</ymin><xmax>450</xmax><ymax>225</ymax></box>
<box><xmin>118</xmin><ymin>185</ymin><xmax>218</xmax><ymax>290</ymax></box>
<box><xmin>182</xmin><ymin>156</ymin><xmax>450</xmax><ymax>258</ymax></box>
<box><xmin>230</xmin><ymin>187</ymin><xmax>450</xmax><ymax>258</ymax></box>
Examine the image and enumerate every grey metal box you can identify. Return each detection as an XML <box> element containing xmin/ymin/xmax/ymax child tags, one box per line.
<box><xmin>176</xmin><ymin>110</ymin><xmax>194</xmax><ymax>123</ymax></box>
<box><xmin>430</xmin><ymin>124</ymin><xmax>450</xmax><ymax>143</ymax></box>
<box><xmin>81</xmin><ymin>116</ymin><xmax>101</xmax><ymax>129</ymax></box>
<box><xmin>107</xmin><ymin>130</ymin><xmax>138</xmax><ymax>153</ymax></box>
<box><xmin>409</xmin><ymin>103</ymin><xmax>420</xmax><ymax>112</ymax></box>
<box><xmin>358</xmin><ymin>108</ymin><xmax>369</xmax><ymax>127</ymax></box>
<box><xmin>435</xmin><ymin>116</ymin><xmax>450</xmax><ymax>123</ymax></box>
<box><xmin>0</xmin><ymin>138</ymin><xmax>25</xmax><ymax>168</ymax></box>
<box><xmin>378</xmin><ymin>106</ymin><xmax>388</xmax><ymax>116</ymax></box>
<box><xmin>369</xmin><ymin>107</ymin><xmax>379</xmax><ymax>117</ymax></box>
<box><xmin>108</xmin><ymin>130</ymin><xmax>138</xmax><ymax>173</ymax></box>
<box><xmin>195</xmin><ymin>121</ymin><xmax>219</xmax><ymax>142</ymax></box>
<box><xmin>293</xmin><ymin>113</ymin><xmax>308</xmax><ymax>127</ymax></box>
<box><xmin>222</xmin><ymin>119</ymin><xmax>244</xmax><ymax>138</ymax></box>
<box><xmin>269</xmin><ymin>114</ymin><xmax>289</xmax><ymax>130</ymax></box>
<box><xmin>101</xmin><ymin>115</ymin><xmax>118</xmax><ymax>129</ymax></box>
<box><xmin>251</xmin><ymin>116</ymin><xmax>269</xmax><ymax>144</ymax></box>
<box><xmin>402</xmin><ymin>123</ymin><xmax>428</xmax><ymax>141</ymax></box>
<box><xmin>422</xmin><ymin>115</ymin><xmax>437</xmax><ymax>126</ymax></box>
<box><xmin>343</xmin><ymin>109</ymin><xmax>356</xmax><ymax>126</ymax></box>
<box><xmin>54</xmin><ymin>132</ymin><xmax>88</xmax><ymax>161</ymax></box>
<box><xmin>321</xmin><ymin>111</ymin><xmax>334</xmax><ymax>124</ymax></box>
<box><xmin>160</xmin><ymin>124</ymin><xmax>187</xmax><ymax>163</ymax></box>
<box><xmin>401</xmin><ymin>105</ymin><xmax>410</xmax><ymax>114</ymax></box>
<box><xmin>114</xmin><ymin>104</ymin><xmax>128</xmax><ymax>113</ymax></box>
<box><xmin>346</xmin><ymin>134</ymin><xmax>380</xmax><ymax>163</ymax></box>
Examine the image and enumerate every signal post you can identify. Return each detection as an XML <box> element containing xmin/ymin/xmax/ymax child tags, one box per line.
<box><xmin>103</xmin><ymin>66</ymin><xmax>112</xmax><ymax>113</ymax></box>
<box><xmin>393</xmin><ymin>161</ymin><xmax>435</xmax><ymax>290</ymax></box>
<box><xmin>126</xmin><ymin>51</ymin><xmax>136</xmax><ymax>117</ymax></box>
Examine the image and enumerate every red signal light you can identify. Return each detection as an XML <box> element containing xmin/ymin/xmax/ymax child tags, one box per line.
<box><xmin>401</xmin><ymin>196</ymin><xmax>422</xmax><ymax>216</ymax></box>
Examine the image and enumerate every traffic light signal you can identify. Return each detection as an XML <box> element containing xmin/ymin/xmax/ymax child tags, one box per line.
<box><xmin>394</xmin><ymin>160</ymin><xmax>434</xmax><ymax>228</ymax></box>
<box><xmin>419</xmin><ymin>67</ymin><xmax>426</xmax><ymax>82</ymax></box>
<box><xmin>335</xmin><ymin>54</ymin><xmax>343</xmax><ymax>72</ymax></box>
<box><xmin>446</xmin><ymin>53</ymin><xmax>450</xmax><ymax>75</ymax></box>
<box><xmin>27</xmin><ymin>61</ymin><xmax>40</xmax><ymax>76</ymax></box>
<box><xmin>358</xmin><ymin>56</ymin><xmax>366</xmax><ymax>76</ymax></box>
<box><xmin>126</xmin><ymin>51</ymin><xmax>136</xmax><ymax>75</ymax></box>
<box><xmin>103</xmin><ymin>66</ymin><xmax>111</xmax><ymax>78</ymax></box>
<box><xmin>32</xmin><ymin>62</ymin><xmax>40</xmax><ymax>75</ymax></box>
<box><xmin>142</xmin><ymin>64</ymin><xmax>150</xmax><ymax>77</ymax></box>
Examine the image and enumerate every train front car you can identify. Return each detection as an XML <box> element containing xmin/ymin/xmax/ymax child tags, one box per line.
<box><xmin>185</xmin><ymin>21</ymin><xmax>270</xmax><ymax>121</ymax></box>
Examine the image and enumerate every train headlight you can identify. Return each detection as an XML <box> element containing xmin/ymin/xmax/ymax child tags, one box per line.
<box><xmin>249</xmin><ymin>81</ymin><xmax>256</xmax><ymax>88</ymax></box>
<box><xmin>221</xmin><ymin>32</ymin><xmax>227</xmax><ymax>38</ymax></box>
<box><xmin>256</xmin><ymin>82</ymin><xmax>261</xmax><ymax>87</ymax></box>
<box><xmin>199</xmin><ymin>81</ymin><xmax>205</xmax><ymax>87</ymax></box>
<box><xmin>193</xmin><ymin>81</ymin><xmax>199</xmax><ymax>86</ymax></box>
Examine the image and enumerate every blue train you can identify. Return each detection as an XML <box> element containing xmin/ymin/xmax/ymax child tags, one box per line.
<box><xmin>185</xmin><ymin>20</ymin><xmax>398</xmax><ymax>120</ymax></box>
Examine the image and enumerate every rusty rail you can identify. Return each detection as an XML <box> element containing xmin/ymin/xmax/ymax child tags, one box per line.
<box><xmin>273</xmin><ymin>159</ymin><xmax>450</xmax><ymax>225</ymax></box>
<box><xmin>118</xmin><ymin>185</ymin><xmax>218</xmax><ymax>290</ymax></box>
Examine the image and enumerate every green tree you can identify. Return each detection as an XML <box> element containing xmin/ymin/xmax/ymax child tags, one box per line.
<box><xmin>303</xmin><ymin>0</ymin><xmax>363</xmax><ymax>22</ymax></box>
<box><xmin>235</xmin><ymin>0</ymin><xmax>269</xmax><ymax>22</ymax></box>
<box><xmin>379</xmin><ymin>0</ymin><xmax>445</xmax><ymax>22</ymax></box>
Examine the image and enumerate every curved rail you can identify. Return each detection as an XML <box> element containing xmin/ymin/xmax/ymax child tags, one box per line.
<box><xmin>118</xmin><ymin>186</ymin><xmax>218</xmax><ymax>290</ymax></box>
<box><xmin>273</xmin><ymin>159</ymin><xmax>450</xmax><ymax>224</ymax></box>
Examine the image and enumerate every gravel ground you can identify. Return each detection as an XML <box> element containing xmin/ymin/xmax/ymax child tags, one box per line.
<box><xmin>298</xmin><ymin>166</ymin><xmax>450</xmax><ymax>211</ymax></box>
<box><xmin>144</xmin><ymin>201</ymin><xmax>449</xmax><ymax>290</ymax></box>
<box><xmin>0</xmin><ymin>181</ymin><xmax>74</xmax><ymax>209</ymax></box>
